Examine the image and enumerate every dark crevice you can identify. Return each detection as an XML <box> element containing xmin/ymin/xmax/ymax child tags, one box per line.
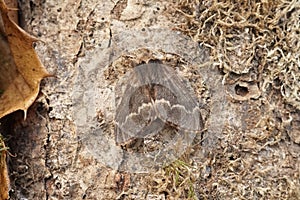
<box><xmin>235</xmin><ymin>84</ymin><xmax>249</xmax><ymax>96</ymax></box>
<box><xmin>108</xmin><ymin>27</ymin><xmax>112</xmax><ymax>48</ymax></box>
<box><xmin>44</xmin><ymin>122</ymin><xmax>51</xmax><ymax>200</ymax></box>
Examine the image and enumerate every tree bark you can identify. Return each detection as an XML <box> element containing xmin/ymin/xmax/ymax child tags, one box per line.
<box><xmin>2</xmin><ymin>0</ymin><xmax>300</xmax><ymax>199</ymax></box>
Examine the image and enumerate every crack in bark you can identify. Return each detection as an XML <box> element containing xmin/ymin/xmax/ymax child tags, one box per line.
<box><xmin>43</xmin><ymin>118</ymin><xmax>52</xmax><ymax>200</ymax></box>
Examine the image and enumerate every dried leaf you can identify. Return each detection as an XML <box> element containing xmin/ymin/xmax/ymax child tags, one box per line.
<box><xmin>4</xmin><ymin>0</ymin><xmax>18</xmax><ymax>24</ymax></box>
<box><xmin>0</xmin><ymin>0</ymin><xmax>50</xmax><ymax>119</ymax></box>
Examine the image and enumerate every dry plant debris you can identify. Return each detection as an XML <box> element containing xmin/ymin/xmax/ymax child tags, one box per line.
<box><xmin>0</xmin><ymin>0</ymin><xmax>49</xmax><ymax>199</ymax></box>
<box><xmin>0</xmin><ymin>0</ymin><xmax>50</xmax><ymax>119</ymax></box>
<box><xmin>170</xmin><ymin>0</ymin><xmax>300</xmax><ymax>109</ymax></box>
<box><xmin>0</xmin><ymin>134</ymin><xmax>9</xmax><ymax>200</ymax></box>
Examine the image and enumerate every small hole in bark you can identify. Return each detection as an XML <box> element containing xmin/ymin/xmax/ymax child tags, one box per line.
<box><xmin>273</xmin><ymin>77</ymin><xmax>282</xmax><ymax>88</ymax></box>
<box><xmin>235</xmin><ymin>84</ymin><xmax>249</xmax><ymax>96</ymax></box>
<box><xmin>162</xmin><ymin>191</ymin><xmax>169</xmax><ymax>198</ymax></box>
<box><xmin>229</xmin><ymin>155</ymin><xmax>235</xmax><ymax>160</ymax></box>
<box><xmin>29</xmin><ymin>1</ymin><xmax>35</xmax><ymax>11</ymax></box>
<box><xmin>55</xmin><ymin>182</ymin><xmax>62</xmax><ymax>189</ymax></box>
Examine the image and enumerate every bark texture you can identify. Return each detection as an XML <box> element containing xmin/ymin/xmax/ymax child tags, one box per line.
<box><xmin>2</xmin><ymin>0</ymin><xmax>299</xmax><ymax>199</ymax></box>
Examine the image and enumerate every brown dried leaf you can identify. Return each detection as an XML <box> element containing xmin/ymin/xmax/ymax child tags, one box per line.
<box><xmin>4</xmin><ymin>0</ymin><xmax>18</xmax><ymax>24</ymax></box>
<box><xmin>0</xmin><ymin>0</ymin><xmax>50</xmax><ymax>119</ymax></box>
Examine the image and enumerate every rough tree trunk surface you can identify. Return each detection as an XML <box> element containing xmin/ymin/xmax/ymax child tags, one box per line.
<box><xmin>1</xmin><ymin>0</ymin><xmax>300</xmax><ymax>200</ymax></box>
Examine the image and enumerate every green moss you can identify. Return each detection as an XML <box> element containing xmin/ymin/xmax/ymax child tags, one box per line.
<box><xmin>163</xmin><ymin>158</ymin><xmax>197</xmax><ymax>199</ymax></box>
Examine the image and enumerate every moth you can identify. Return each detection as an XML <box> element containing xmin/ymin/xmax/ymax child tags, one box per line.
<box><xmin>115</xmin><ymin>62</ymin><xmax>203</xmax><ymax>146</ymax></box>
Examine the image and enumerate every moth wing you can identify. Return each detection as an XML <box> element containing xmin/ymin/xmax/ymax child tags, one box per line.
<box><xmin>140</xmin><ymin>63</ymin><xmax>203</xmax><ymax>132</ymax></box>
<box><xmin>115</xmin><ymin>62</ymin><xmax>204</xmax><ymax>145</ymax></box>
<box><xmin>115</xmin><ymin>102</ymin><xmax>158</xmax><ymax>145</ymax></box>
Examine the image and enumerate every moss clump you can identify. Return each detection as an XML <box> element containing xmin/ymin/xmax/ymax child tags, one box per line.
<box><xmin>169</xmin><ymin>0</ymin><xmax>300</xmax><ymax>108</ymax></box>
<box><xmin>141</xmin><ymin>154</ymin><xmax>199</xmax><ymax>200</ymax></box>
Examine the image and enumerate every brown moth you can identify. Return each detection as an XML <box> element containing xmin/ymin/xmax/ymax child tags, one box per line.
<box><xmin>115</xmin><ymin>62</ymin><xmax>203</xmax><ymax>146</ymax></box>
